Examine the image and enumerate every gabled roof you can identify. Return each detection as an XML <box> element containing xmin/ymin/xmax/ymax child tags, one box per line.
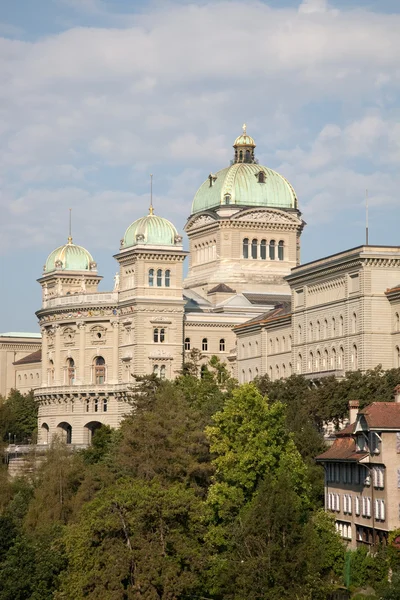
<box><xmin>208</xmin><ymin>283</ymin><xmax>236</xmax><ymax>294</ymax></box>
<box><xmin>316</xmin><ymin>436</ymin><xmax>368</xmax><ymax>462</ymax></box>
<box><xmin>13</xmin><ymin>349</ymin><xmax>42</xmax><ymax>365</ymax></box>
<box><xmin>234</xmin><ymin>302</ymin><xmax>291</xmax><ymax>330</ymax></box>
<box><xmin>358</xmin><ymin>402</ymin><xmax>400</xmax><ymax>429</ymax></box>
<box><xmin>242</xmin><ymin>292</ymin><xmax>290</xmax><ymax>306</ymax></box>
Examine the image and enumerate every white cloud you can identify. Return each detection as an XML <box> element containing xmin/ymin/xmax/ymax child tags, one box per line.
<box><xmin>0</xmin><ymin>0</ymin><xmax>400</xmax><ymax>256</ymax></box>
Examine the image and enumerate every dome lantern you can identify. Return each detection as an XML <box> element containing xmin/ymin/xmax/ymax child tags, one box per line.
<box><xmin>233</xmin><ymin>123</ymin><xmax>256</xmax><ymax>164</ymax></box>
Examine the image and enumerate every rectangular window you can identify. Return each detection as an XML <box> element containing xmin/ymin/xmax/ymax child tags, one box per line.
<box><xmin>355</xmin><ymin>496</ymin><xmax>360</xmax><ymax>516</ymax></box>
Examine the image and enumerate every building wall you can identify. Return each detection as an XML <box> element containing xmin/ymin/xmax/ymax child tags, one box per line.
<box><xmin>0</xmin><ymin>337</ymin><xmax>41</xmax><ymax>398</ymax></box>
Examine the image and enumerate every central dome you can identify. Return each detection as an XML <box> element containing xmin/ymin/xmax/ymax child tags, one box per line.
<box><xmin>191</xmin><ymin>126</ymin><xmax>298</xmax><ymax>215</ymax></box>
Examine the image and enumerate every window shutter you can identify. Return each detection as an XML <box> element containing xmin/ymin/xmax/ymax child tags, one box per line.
<box><xmin>397</xmin><ymin>432</ymin><xmax>400</xmax><ymax>453</ymax></box>
<box><xmin>355</xmin><ymin>496</ymin><xmax>360</xmax><ymax>515</ymax></box>
<box><xmin>382</xmin><ymin>500</ymin><xmax>385</xmax><ymax>521</ymax></box>
<box><xmin>348</xmin><ymin>495</ymin><xmax>352</xmax><ymax>514</ymax></box>
<box><xmin>355</xmin><ymin>464</ymin><xmax>360</xmax><ymax>485</ymax></box>
<box><xmin>375</xmin><ymin>499</ymin><xmax>379</xmax><ymax>519</ymax></box>
<box><xmin>367</xmin><ymin>497</ymin><xmax>371</xmax><ymax>517</ymax></box>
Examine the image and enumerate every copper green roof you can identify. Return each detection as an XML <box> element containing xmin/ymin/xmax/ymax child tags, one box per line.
<box><xmin>191</xmin><ymin>163</ymin><xmax>298</xmax><ymax>214</ymax></box>
<box><xmin>44</xmin><ymin>238</ymin><xmax>95</xmax><ymax>273</ymax></box>
<box><xmin>123</xmin><ymin>211</ymin><xmax>181</xmax><ymax>248</ymax></box>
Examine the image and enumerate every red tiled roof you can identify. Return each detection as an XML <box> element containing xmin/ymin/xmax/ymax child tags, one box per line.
<box><xmin>13</xmin><ymin>349</ymin><xmax>42</xmax><ymax>365</ymax></box>
<box><xmin>359</xmin><ymin>402</ymin><xmax>400</xmax><ymax>429</ymax></box>
<box><xmin>316</xmin><ymin>436</ymin><xmax>368</xmax><ymax>462</ymax></box>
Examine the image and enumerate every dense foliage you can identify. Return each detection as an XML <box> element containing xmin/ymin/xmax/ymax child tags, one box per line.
<box><xmin>0</xmin><ymin>389</ymin><xmax>38</xmax><ymax>444</ymax></box>
<box><xmin>0</xmin><ymin>362</ymin><xmax>400</xmax><ymax>598</ymax></box>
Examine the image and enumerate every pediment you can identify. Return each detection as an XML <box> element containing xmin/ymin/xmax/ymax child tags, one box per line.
<box><xmin>185</xmin><ymin>213</ymin><xmax>218</xmax><ymax>232</ymax></box>
<box><xmin>232</xmin><ymin>208</ymin><xmax>302</xmax><ymax>225</ymax></box>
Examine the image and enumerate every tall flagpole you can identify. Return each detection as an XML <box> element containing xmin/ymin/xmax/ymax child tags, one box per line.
<box><xmin>149</xmin><ymin>174</ymin><xmax>154</xmax><ymax>215</ymax></box>
<box><xmin>68</xmin><ymin>208</ymin><xmax>72</xmax><ymax>243</ymax></box>
<box><xmin>365</xmin><ymin>189</ymin><xmax>369</xmax><ymax>246</ymax></box>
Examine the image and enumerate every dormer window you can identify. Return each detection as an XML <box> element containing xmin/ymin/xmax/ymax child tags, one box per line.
<box><xmin>208</xmin><ymin>173</ymin><xmax>217</xmax><ymax>187</ymax></box>
<box><xmin>257</xmin><ymin>171</ymin><xmax>265</xmax><ymax>183</ymax></box>
<box><xmin>356</xmin><ymin>435</ymin><xmax>366</xmax><ymax>452</ymax></box>
<box><xmin>224</xmin><ymin>194</ymin><xmax>231</xmax><ymax>205</ymax></box>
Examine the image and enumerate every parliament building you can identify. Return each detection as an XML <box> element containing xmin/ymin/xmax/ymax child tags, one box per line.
<box><xmin>5</xmin><ymin>126</ymin><xmax>400</xmax><ymax>446</ymax></box>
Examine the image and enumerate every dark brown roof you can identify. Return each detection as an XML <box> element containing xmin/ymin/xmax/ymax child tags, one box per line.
<box><xmin>234</xmin><ymin>302</ymin><xmax>291</xmax><ymax>329</ymax></box>
<box><xmin>359</xmin><ymin>402</ymin><xmax>400</xmax><ymax>429</ymax></box>
<box><xmin>13</xmin><ymin>349</ymin><xmax>42</xmax><ymax>365</ymax></box>
<box><xmin>208</xmin><ymin>283</ymin><xmax>236</xmax><ymax>294</ymax></box>
<box><xmin>316</xmin><ymin>436</ymin><xmax>368</xmax><ymax>462</ymax></box>
<box><xmin>242</xmin><ymin>292</ymin><xmax>290</xmax><ymax>306</ymax></box>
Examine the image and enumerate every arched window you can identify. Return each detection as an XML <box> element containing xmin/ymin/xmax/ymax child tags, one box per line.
<box><xmin>249</xmin><ymin>368</ymin><xmax>252</xmax><ymax>380</ymax></box>
<box><xmin>396</xmin><ymin>346</ymin><xmax>400</xmax><ymax>368</ymax></box>
<box><xmin>66</xmin><ymin>358</ymin><xmax>75</xmax><ymax>385</ymax></box>
<box><xmin>258</xmin><ymin>171</ymin><xmax>265</xmax><ymax>183</ymax></box>
<box><xmin>317</xmin><ymin>321</ymin><xmax>321</xmax><ymax>339</ymax></box>
<box><xmin>255</xmin><ymin>367</ymin><xmax>259</xmax><ymax>378</ymax></box>
<box><xmin>282</xmin><ymin>336</ymin><xmax>286</xmax><ymax>351</ymax></box>
<box><xmin>316</xmin><ymin>350</ymin><xmax>321</xmax><ymax>371</ymax></box>
<box><xmin>202</xmin><ymin>338</ymin><xmax>208</xmax><ymax>352</ymax></box>
<box><xmin>298</xmin><ymin>324</ymin><xmax>302</xmax><ymax>343</ymax></box>
<box><xmin>288</xmin><ymin>335</ymin><xmax>292</xmax><ymax>350</ymax></box>
<box><xmin>154</xmin><ymin>328</ymin><xmax>159</xmax><ymax>343</ymax></box>
<box><xmin>165</xmin><ymin>270</ymin><xmax>171</xmax><ymax>287</ymax></box>
<box><xmin>309</xmin><ymin>322</ymin><xmax>313</xmax><ymax>341</ymax></box>
<box><xmin>276</xmin><ymin>365</ymin><xmax>280</xmax><ymax>379</ymax></box>
<box><xmin>324</xmin><ymin>349</ymin><xmax>328</xmax><ymax>369</ymax></box>
<box><xmin>339</xmin><ymin>315</ymin><xmax>344</xmax><ymax>336</ymax></box>
<box><xmin>297</xmin><ymin>354</ymin><xmax>302</xmax><ymax>374</ymax></box>
<box><xmin>48</xmin><ymin>359</ymin><xmax>54</xmax><ymax>385</ymax></box>
<box><xmin>184</xmin><ymin>338</ymin><xmax>191</xmax><ymax>351</ymax></box>
<box><xmin>153</xmin><ymin>364</ymin><xmax>159</xmax><ymax>377</ymax></box>
<box><xmin>309</xmin><ymin>351</ymin><xmax>314</xmax><ymax>372</ymax></box>
<box><xmin>160</xmin><ymin>365</ymin><xmax>166</xmax><ymax>380</ymax></box>
<box><xmin>160</xmin><ymin>328</ymin><xmax>165</xmax><ymax>343</ymax></box>
<box><xmin>289</xmin><ymin>362</ymin><xmax>292</xmax><ymax>374</ymax></box>
<box><xmin>276</xmin><ymin>337</ymin><xmax>280</xmax><ymax>353</ymax></box>
<box><xmin>148</xmin><ymin>269</ymin><xmax>154</xmax><ymax>287</ymax></box>
<box><xmin>396</xmin><ymin>313</ymin><xmax>400</xmax><ymax>332</ymax></box>
<box><xmin>269</xmin><ymin>239</ymin><xmax>275</xmax><ymax>260</ymax></box>
<box><xmin>331</xmin><ymin>347</ymin><xmax>337</xmax><ymax>369</ymax></box>
<box><xmin>278</xmin><ymin>240</ymin><xmax>284</xmax><ymax>261</ymax></box>
<box><xmin>332</xmin><ymin>317</ymin><xmax>336</xmax><ymax>336</ymax></box>
<box><xmin>85</xmin><ymin>399</ymin><xmax>90</xmax><ymax>413</ymax></box>
<box><xmin>352</xmin><ymin>312</ymin><xmax>357</xmax><ymax>334</ymax></box>
<box><xmin>243</xmin><ymin>238</ymin><xmax>249</xmax><ymax>259</ymax></box>
<box><xmin>324</xmin><ymin>319</ymin><xmax>328</xmax><ymax>339</ymax></box>
<box><xmin>239</xmin><ymin>150</ymin><xmax>243</xmax><ymax>162</ymax></box>
<box><xmin>224</xmin><ymin>194</ymin><xmax>231</xmax><ymax>205</ymax></box>
<box><xmin>269</xmin><ymin>338</ymin><xmax>273</xmax><ymax>353</ymax></box>
<box><xmin>219</xmin><ymin>339</ymin><xmax>225</xmax><ymax>352</ymax></box>
<box><xmin>94</xmin><ymin>356</ymin><xmax>105</xmax><ymax>385</ymax></box>
<box><xmin>282</xmin><ymin>364</ymin><xmax>286</xmax><ymax>378</ymax></box>
<box><xmin>269</xmin><ymin>365</ymin><xmax>273</xmax><ymax>381</ymax></box>
<box><xmin>201</xmin><ymin>364</ymin><xmax>207</xmax><ymax>379</ymax></box>
<box><xmin>251</xmin><ymin>239</ymin><xmax>258</xmax><ymax>259</ymax></box>
<box><xmin>339</xmin><ymin>346</ymin><xmax>344</xmax><ymax>368</ymax></box>
<box><xmin>352</xmin><ymin>344</ymin><xmax>358</xmax><ymax>370</ymax></box>
<box><xmin>94</xmin><ymin>398</ymin><xmax>99</xmax><ymax>413</ymax></box>
<box><xmin>157</xmin><ymin>269</ymin><xmax>162</xmax><ymax>287</ymax></box>
<box><xmin>260</xmin><ymin>239</ymin><xmax>267</xmax><ymax>260</ymax></box>
<box><xmin>103</xmin><ymin>399</ymin><xmax>108</xmax><ymax>412</ymax></box>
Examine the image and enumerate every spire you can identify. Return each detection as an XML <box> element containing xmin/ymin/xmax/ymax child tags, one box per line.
<box><xmin>233</xmin><ymin>124</ymin><xmax>256</xmax><ymax>164</ymax></box>
<box><xmin>149</xmin><ymin>173</ymin><xmax>154</xmax><ymax>215</ymax></box>
<box><xmin>68</xmin><ymin>208</ymin><xmax>73</xmax><ymax>244</ymax></box>
<box><xmin>242</xmin><ymin>123</ymin><xmax>247</xmax><ymax>135</ymax></box>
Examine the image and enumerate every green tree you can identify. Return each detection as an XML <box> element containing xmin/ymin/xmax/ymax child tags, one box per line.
<box><xmin>57</xmin><ymin>479</ymin><xmax>207</xmax><ymax>600</ymax></box>
<box><xmin>0</xmin><ymin>389</ymin><xmax>38</xmax><ymax>443</ymax></box>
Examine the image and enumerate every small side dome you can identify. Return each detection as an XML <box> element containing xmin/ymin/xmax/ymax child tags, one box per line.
<box><xmin>234</xmin><ymin>123</ymin><xmax>256</xmax><ymax>148</ymax></box>
<box><xmin>44</xmin><ymin>238</ymin><xmax>96</xmax><ymax>273</ymax></box>
<box><xmin>122</xmin><ymin>209</ymin><xmax>182</xmax><ymax>249</ymax></box>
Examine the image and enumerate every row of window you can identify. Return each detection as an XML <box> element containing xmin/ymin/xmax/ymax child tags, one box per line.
<box><xmin>243</xmin><ymin>238</ymin><xmax>284</xmax><ymax>261</ymax></box>
<box><xmin>267</xmin><ymin>363</ymin><xmax>293</xmax><ymax>382</ymax></box>
<box><xmin>85</xmin><ymin>398</ymin><xmax>108</xmax><ymax>413</ymax></box>
<box><xmin>153</xmin><ymin>365</ymin><xmax>166</xmax><ymax>379</ymax></box>
<box><xmin>17</xmin><ymin>372</ymin><xmax>40</xmax><ymax>382</ymax></box>
<box><xmin>193</xmin><ymin>241</ymin><xmax>217</xmax><ymax>265</ymax></box>
<box><xmin>149</xmin><ymin>269</ymin><xmax>171</xmax><ymax>287</ymax></box>
<box><xmin>326</xmin><ymin>463</ymin><xmax>384</xmax><ymax>488</ymax></box>
<box><xmin>267</xmin><ymin>335</ymin><xmax>292</xmax><ymax>355</ymax></box>
<box><xmin>327</xmin><ymin>494</ymin><xmax>385</xmax><ymax>520</ymax></box>
<box><xmin>297</xmin><ymin>314</ymin><xmax>357</xmax><ymax>343</ymax></box>
<box><xmin>184</xmin><ymin>338</ymin><xmax>226</xmax><ymax>352</ymax></box>
<box><xmin>336</xmin><ymin>522</ymin><xmax>352</xmax><ymax>540</ymax></box>
<box><xmin>295</xmin><ymin>345</ymin><xmax>358</xmax><ymax>374</ymax></box>
<box><xmin>48</xmin><ymin>356</ymin><xmax>106</xmax><ymax>386</ymax></box>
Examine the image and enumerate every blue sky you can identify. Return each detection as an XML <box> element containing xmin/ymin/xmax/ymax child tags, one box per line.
<box><xmin>1</xmin><ymin>0</ymin><xmax>400</xmax><ymax>332</ymax></box>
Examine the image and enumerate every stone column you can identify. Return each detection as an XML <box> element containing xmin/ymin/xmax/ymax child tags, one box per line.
<box><xmin>41</xmin><ymin>326</ymin><xmax>48</xmax><ymax>387</ymax></box>
<box><xmin>54</xmin><ymin>325</ymin><xmax>61</xmax><ymax>385</ymax></box>
<box><xmin>111</xmin><ymin>321</ymin><xmax>119</xmax><ymax>384</ymax></box>
<box><xmin>77</xmin><ymin>322</ymin><xmax>86</xmax><ymax>385</ymax></box>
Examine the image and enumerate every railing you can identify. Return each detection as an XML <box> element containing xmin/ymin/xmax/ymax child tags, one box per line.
<box><xmin>34</xmin><ymin>382</ymin><xmax>132</xmax><ymax>397</ymax></box>
<box><xmin>42</xmin><ymin>291</ymin><xmax>118</xmax><ymax>309</ymax></box>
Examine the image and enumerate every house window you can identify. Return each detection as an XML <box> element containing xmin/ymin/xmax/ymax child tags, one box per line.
<box><xmin>224</xmin><ymin>194</ymin><xmax>231</xmax><ymax>204</ymax></box>
<box><xmin>148</xmin><ymin>269</ymin><xmax>154</xmax><ymax>287</ymax></box>
<box><xmin>85</xmin><ymin>399</ymin><xmax>90</xmax><ymax>412</ymax></box>
<box><xmin>184</xmin><ymin>338</ymin><xmax>191</xmax><ymax>351</ymax></box>
<box><xmin>219</xmin><ymin>338</ymin><xmax>225</xmax><ymax>352</ymax></box>
<box><xmin>396</xmin><ymin>346</ymin><xmax>400</xmax><ymax>369</ymax></box>
<box><xmin>157</xmin><ymin>269</ymin><xmax>162</xmax><ymax>287</ymax></box>
<box><xmin>153</xmin><ymin>364</ymin><xmax>159</xmax><ymax>377</ymax></box>
<box><xmin>278</xmin><ymin>240</ymin><xmax>284</xmax><ymax>261</ymax></box>
<box><xmin>66</xmin><ymin>358</ymin><xmax>75</xmax><ymax>385</ymax></box>
<box><xmin>332</xmin><ymin>316</ymin><xmax>336</xmax><ymax>336</ymax></box>
<box><xmin>160</xmin><ymin>328</ymin><xmax>165</xmax><ymax>343</ymax></box>
<box><xmin>243</xmin><ymin>238</ymin><xmax>249</xmax><ymax>259</ymax></box>
<box><xmin>94</xmin><ymin>398</ymin><xmax>99</xmax><ymax>413</ymax></box>
<box><xmin>154</xmin><ymin>328</ymin><xmax>159</xmax><ymax>343</ymax></box>
<box><xmin>160</xmin><ymin>365</ymin><xmax>166</xmax><ymax>380</ymax></box>
<box><xmin>396</xmin><ymin>312</ymin><xmax>400</xmax><ymax>332</ymax></box>
<box><xmin>202</xmin><ymin>338</ymin><xmax>208</xmax><ymax>351</ymax></box>
<box><xmin>269</xmin><ymin>239</ymin><xmax>275</xmax><ymax>260</ymax></box>
<box><xmin>258</xmin><ymin>171</ymin><xmax>265</xmax><ymax>183</ymax></box>
<box><xmin>352</xmin><ymin>312</ymin><xmax>357</xmax><ymax>334</ymax></box>
<box><xmin>260</xmin><ymin>239</ymin><xmax>267</xmax><ymax>260</ymax></box>
<box><xmin>103</xmin><ymin>398</ymin><xmax>108</xmax><ymax>412</ymax></box>
<box><xmin>251</xmin><ymin>239</ymin><xmax>257</xmax><ymax>259</ymax></box>
<box><xmin>298</xmin><ymin>324</ymin><xmax>302</xmax><ymax>343</ymax></box>
<box><xmin>297</xmin><ymin>354</ymin><xmax>302</xmax><ymax>374</ymax></box>
<box><xmin>324</xmin><ymin>319</ymin><xmax>328</xmax><ymax>339</ymax></box>
<box><xmin>352</xmin><ymin>344</ymin><xmax>358</xmax><ymax>370</ymax></box>
<box><xmin>94</xmin><ymin>357</ymin><xmax>105</xmax><ymax>384</ymax></box>
<box><xmin>339</xmin><ymin>315</ymin><xmax>344</xmax><ymax>335</ymax></box>
<box><xmin>165</xmin><ymin>270</ymin><xmax>171</xmax><ymax>287</ymax></box>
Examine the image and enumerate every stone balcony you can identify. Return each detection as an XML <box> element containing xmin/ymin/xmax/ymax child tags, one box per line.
<box><xmin>34</xmin><ymin>382</ymin><xmax>133</xmax><ymax>400</ymax></box>
<box><xmin>42</xmin><ymin>291</ymin><xmax>118</xmax><ymax>309</ymax></box>
<box><xmin>303</xmin><ymin>369</ymin><xmax>345</xmax><ymax>381</ymax></box>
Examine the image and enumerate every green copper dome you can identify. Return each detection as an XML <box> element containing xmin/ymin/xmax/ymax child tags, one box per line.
<box><xmin>44</xmin><ymin>238</ymin><xmax>96</xmax><ymax>273</ymax></box>
<box><xmin>122</xmin><ymin>209</ymin><xmax>182</xmax><ymax>249</ymax></box>
<box><xmin>191</xmin><ymin>127</ymin><xmax>298</xmax><ymax>215</ymax></box>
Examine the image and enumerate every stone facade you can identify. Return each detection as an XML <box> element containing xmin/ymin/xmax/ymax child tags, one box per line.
<box><xmin>236</xmin><ymin>246</ymin><xmax>400</xmax><ymax>381</ymax></box>
<box><xmin>0</xmin><ymin>334</ymin><xmax>41</xmax><ymax>398</ymax></box>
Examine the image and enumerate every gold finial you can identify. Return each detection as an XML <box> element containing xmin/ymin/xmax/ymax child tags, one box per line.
<box><xmin>68</xmin><ymin>208</ymin><xmax>73</xmax><ymax>243</ymax></box>
<box><xmin>149</xmin><ymin>173</ymin><xmax>154</xmax><ymax>215</ymax></box>
<box><xmin>242</xmin><ymin>123</ymin><xmax>247</xmax><ymax>135</ymax></box>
